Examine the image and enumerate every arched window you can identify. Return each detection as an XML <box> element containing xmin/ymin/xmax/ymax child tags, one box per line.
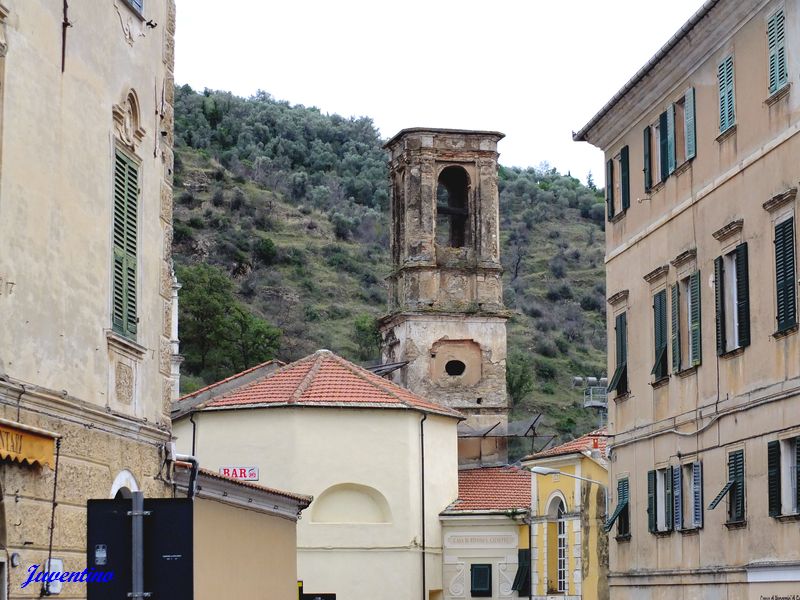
<box><xmin>546</xmin><ymin>496</ymin><xmax>568</xmax><ymax>594</ymax></box>
<box><xmin>436</xmin><ymin>166</ymin><xmax>469</xmax><ymax>248</ymax></box>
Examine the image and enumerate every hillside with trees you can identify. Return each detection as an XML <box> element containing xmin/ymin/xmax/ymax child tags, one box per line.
<box><xmin>172</xmin><ymin>85</ymin><xmax>608</xmax><ymax>445</ymax></box>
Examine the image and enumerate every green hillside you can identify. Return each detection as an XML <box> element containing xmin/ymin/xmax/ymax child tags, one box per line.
<box><xmin>172</xmin><ymin>85</ymin><xmax>608</xmax><ymax>446</ymax></box>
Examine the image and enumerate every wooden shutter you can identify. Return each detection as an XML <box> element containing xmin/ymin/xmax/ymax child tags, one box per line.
<box><xmin>767</xmin><ymin>440</ymin><xmax>782</xmax><ymax>517</ymax></box>
<box><xmin>690</xmin><ymin>271</ymin><xmax>702</xmax><ymax>366</ymax></box>
<box><xmin>718</xmin><ymin>56</ymin><xmax>735</xmax><ymax>132</ymax></box>
<box><xmin>768</xmin><ymin>10</ymin><xmax>787</xmax><ymax>93</ymax></box>
<box><xmin>666</xmin><ymin>104</ymin><xmax>676</xmax><ymax>175</ymax></box>
<box><xmin>729</xmin><ymin>450</ymin><xmax>745</xmax><ymax>522</ymax></box>
<box><xmin>775</xmin><ymin>218</ymin><xmax>796</xmax><ymax>332</ymax></box>
<box><xmin>735</xmin><ymin>243</ymin><xmax>750</xmax><ymax>347</ymax></box>
<box><xmin>671</xmin><ymin>283</ymin><xmax>681</xmax><ymax>373</ymax></box>
<box><xmin>672</xmin><ymin>466</ymin><xmax>683</xmax><ymax>530</ymax></box>
<box><xmin>659</xmin><ymin>111</ymin><xmax>669</xmax><ymax>182</ymax></box>
<box><xmin>112</xmin><ymin>150</ymin><xmax>139</xmax><ymax>339</ymax></box>
<box><xmin>647</xmin><ymin>470</ymin><xmax>657</xmax><ymax>533</ymax></box>
<box><xmin>665</xmin><ymin>469</ymin><xmax>674</xmax><ymax>531</ymax></box>
<box><xmin>606</xmin><ymin>159</ymin><xmax>615</xmax><ymax>219</ymax></box>
<box><xmin>715</xmin><ymin>256</ymin><xmax>726</xmax><ymax>355</ymax></box>
<box><xmin>643</xmin><ymin>126</ymin><xmax>652</xmax><ymax>191</ymax></box>
<box><xmin>692</xmin><ymin>462</ymin><xmax>703</xmax><ymax>527</ymax></box>
<box><xmin>685</xmin><ymin>88</ymin><xmax>696</xmax><ymax>160</ymax></box>
<box><xmin>609</xmin><ymin>313</ymin><xmax>628</xmax><ymax>394</ymax></box>
<box><xmin>652</xmin><ymin>290</ymin><xmax>667</xmax><ymax>378</ymax></box>
<box><xmin>620</xmin><ymin>146</ymin><xmax>630</xmax><ymax>211</ymax></box>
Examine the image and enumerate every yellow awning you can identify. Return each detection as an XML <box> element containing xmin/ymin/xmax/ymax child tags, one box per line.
<box><xmin>0</xmin><ymin>418</ymin><xmax>58</xmax><ymax>469</ymax></box>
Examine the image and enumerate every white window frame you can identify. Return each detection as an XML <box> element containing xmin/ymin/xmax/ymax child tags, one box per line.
<box><xmin>780</xmin><ymin>437</ymin><xmax>798</xmax><ymax>515</ymax></box>
<box><xmin>723</xmin><ymin>250</ymin><xmax>740</xmax><ymax>351</ymax></box>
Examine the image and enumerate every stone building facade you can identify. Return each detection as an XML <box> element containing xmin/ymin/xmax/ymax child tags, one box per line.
<box><xmin>380</xmin><ymin>128</ymin><xmax>510</xmax><ymax>465</ymax></box>
<box><xmin>576</xmin><ymin>0</ymin><xmax>800</xmax><ymax>597</ymax></box>
<box><xmin>0</xmin><ymin>0</ymin><xmax>175</xmax><ymax>597</ymax></box>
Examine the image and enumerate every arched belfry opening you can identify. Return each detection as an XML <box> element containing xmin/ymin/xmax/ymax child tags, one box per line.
<box><xmin>380</xmin><ymin>128</ymin><xmax>510</xmax><ymax>467</ymax></box>
<box><xmin>436</xmin><ymin>166</ymin><xmax>469</xmax><ymax>248</ymax></box>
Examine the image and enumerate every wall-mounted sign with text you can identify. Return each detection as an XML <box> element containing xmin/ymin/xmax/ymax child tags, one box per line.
<box><xmin>219</xmin><ymin>466</ymin><xmax>259</xmax><ymax>481</ymax></box>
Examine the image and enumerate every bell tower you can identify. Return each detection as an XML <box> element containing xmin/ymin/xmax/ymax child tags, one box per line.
<box><xmin>380</xmin><ymin>128</ymin><xmax>509</xmax><ymax>466</ymax></box>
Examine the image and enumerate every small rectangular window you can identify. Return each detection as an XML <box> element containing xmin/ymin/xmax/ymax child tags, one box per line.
<box><xmin>718</xmin><ymin>55</ymin><xmax>736</xmax><ymax>133</ymax></box>
<box><xmin>672</xmin><ymin>272</ymin><xmax>702</xmax><ymax>372</ymax></box>
<box><xmin>648</xmin><ymin>467</ymin><xmax>674</xmax><ymax>533</ymax></box>
<box><xmin>769</xmin><ymin>437</ymin><xmax>800</xmax><ymax>517</ymax></box>
<box><xmin>608</xmin><ymin>313</ymin><xmax>628</xmax><ymax>396</ymax></box>
<box><xmin>470</xmin><ymin>564</ymin><xmax>492</xmax><ymax>598</ymax></box>
<box><xmin>715</xmin><ymin>244</ymin><xmax>750</xmax><ymax>354</ymax></box>
<box><xmin>605</xmin><ymin>478</ymin><xmax>630</xmax><ymax>537</ymax></box>
<box><xmin>681</xmin><ymin>461</ymin><xmax>704</xmax><ymax>528</ymax></box>
<box><xmin>651</xmin><ymin>290</ymin><xmax>668</xmax><ymax>380</ymax></box>
<box><xmin>708</xmin><ymin>449</ymin><xmax>745</xmax><ymax>523</ymax></box>
<box><xmin>775</xmin><ymin>217</ymin><xmax>796</xmax><ymax>332</ymax></box>
<box><xmin>112</xmin><ymin>149</ymin><xmax>139</xmax><ymax>340</ymax></box>
<box><xmin>768</xmin><ymin>9</ymin><xmax>787</xmax><ymax>94</ymax></box>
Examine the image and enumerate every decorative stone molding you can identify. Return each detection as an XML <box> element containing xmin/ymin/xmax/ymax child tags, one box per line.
<box><xmin>671</xmin><ymin>248</ymin><xmax>697</xmax><ymax>268</ymax></box>
<box><xmin>643</xmin><ymin>265</ymin><xmax>669</xmax><ymax>284</ymax></box>
<box><xmin>763</xmin><ymin>187</ymin><xmax>797</xmax><ymax>213</ymax></box>
<box><xmin>607</xmin><ymin>289</ymin><xmax>629</xmax><ymax>307</ymax></box>
<box><xmin>712</xmin><ymin>218</ymin><xmax>744</xmax><ymax>242</ymax></box>
<box><xmin>106</xmin><ymin>330</ymin><xmax>146</xmax><ymax>360</ymax></box>
<box><xmin>765</xmin><ymin>83</ymin><xmax>791</xmax><ymax>106</ymax></box>
<box><xmin>716</xmin><ymin>124</ymin><xmax>737</xmax><ymax>144</ymax></box>
<box><xmin>112</xmin><ymin>90</ymin><xmax>146</xmax><ymax>150</ymax></box>
<box><xmin>115</xmin><ymin>363</ymin><xmax>134</xmax><ymax>405</ymax></box>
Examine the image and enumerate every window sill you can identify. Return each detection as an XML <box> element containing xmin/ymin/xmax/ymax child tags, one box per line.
<box><xmin>674</xmin><ymin>159</ymin><xmax>693</xmax><ymax>177</ymax></box>
<box><xmin>775</xmin><ymin>513</ymin><xmax>800</xmax><ymax>522</ymax></box>
<box><xmin>613</xmin><ymin>391</ymin><xmax>631</xmax><ymax>402</ymax></box>
<box><xmin>610</xmin><ymin>210</ymin><xmax>627</xmax><ymax>224</ymax></box>
<box><xmin>765</xmin><ymin>83</ymin><xmax>791</xmax><ymax>106</ymax></box>
<box><xmin>679</xmin><ymin>527</ymin><xmax>701</xmax><ymax>535</ymax></box>
<box><xmin>646</xmin><ymin>181</ymin><xmax>665</xmax><ymax>196</ymax></box>
<box><xmin>119</xmin><ymin>0</ymin><xmax>146</xmax><ymax>21</ymax></box>
<box><xmin>676</xmin><ymin>365</ymin><xmax>699</xmax><ymax>378</ymax></box>
<box><xmin>719</xmin><ymin>347</ymin><xmax>745</xmax><ymax>360</ymax></box>
<box><xmin>724</xmin><ymin>519</ymin><xmax>747</xmax><ymax>530</ymax></box>
<box><xmin>653</xmin><ymin>530</ymin><xmax>673</xmax><ymax>537</ymax></box>
<box><xmin>716</xmin><ymin>125</ymin><xmax>737</xmax><ymax>144</ymax></box>
<box><xmin>106</xmin><ymin>330</ymin><xmax>146</xmax><ymax>360</ymax></box>
<box><xmin>650</xmin><ymin>376</ymin><xmax>669</xmax><ymax>390</ymax></box>
<box><xmin>615</xmin><ymin>533</ymin><xmax>631</xmax><ymax>542</ymax></box>
<box><xmin>773</xmin><ymin>324</ymin><xmax>798</xmax><ymax>339</ymax></box>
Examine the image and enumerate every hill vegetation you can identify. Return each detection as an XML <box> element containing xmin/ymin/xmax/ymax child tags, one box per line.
<box><xmin>172</xmin><ymin>85</ymin><xmax>608</xmax><ymax>446</ymax></box>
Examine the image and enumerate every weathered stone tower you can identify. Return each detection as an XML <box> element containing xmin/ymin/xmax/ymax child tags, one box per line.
<box><xmin>380</xmin><ymin>128</ymin><xmax>509</xmax><ymax>466</ymax></box>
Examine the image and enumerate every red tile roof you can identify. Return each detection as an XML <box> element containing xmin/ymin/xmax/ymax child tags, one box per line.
<box><xmin>526</xmin><ymin>428</ymin><xmax>608</xmax><ymax>460</ymax></box>
<box><xmin>446</xmin><ymin>466</ymin><xmax>531</xmax><ymax>512</ymax></box>
<box><xmin>197</xmin><ymin>349</ymin><xmax>463</xmax><ymax>419</ymax></box>
<box><xmin>176</xmin><ymin>359</ymin><xmax>284</xmax><ymax>403</ymax></box>
<box><xmin>175</xmin><ymin>463</ymin><xmax>313</xmax><ymax>506</ymax></box>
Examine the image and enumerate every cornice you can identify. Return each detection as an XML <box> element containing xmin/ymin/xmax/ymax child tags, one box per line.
<box><xmin>643</xmin><ymin>265</ymin><xmax>670</xmax><ymax>284</ymax></box>
<box><xmin>763</xmin><ymin>187</ymin><xmax>797</xmax><ymax>213</ymax></box>
<box><xmin>712</xmin><ymin>218</ymin><xmax>744</xmax><ymax>242</ymax></box>
<box><xmin>671</xmin><ymin>248</ymin><xmax>697</xmax><ymax>268</ymax></box>
<box><xmin>607</xmin><ymin>290</ymin><xmax>629</xmax><ymax>307</ymax></box>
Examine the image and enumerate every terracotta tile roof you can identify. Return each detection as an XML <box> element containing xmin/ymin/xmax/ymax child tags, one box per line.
<box><xmin>526</xmin><ymin>428</ymin><xmax>608</xmax><ymax>460</ymax></box>
<box><xmin>175</xmin><ymin>463</ymin><xmax>313</xmax><ymax>506</ymax></box>
<box><xmin>445</xmin><ymin>466</ymin><xmax>531</xmax><ymax>512</ymax></box>
<box><xmin>197</xmin><ymin>349</ymin><xmax>463</xmax><ymax>419</ymax></box>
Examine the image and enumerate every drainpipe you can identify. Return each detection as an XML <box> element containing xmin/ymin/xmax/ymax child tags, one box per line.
<box><xmin>189</xmin><ymin>411</ymin><xmax>198</xmax><ymax>456</ymax></box>
<box><xmin>420</xmin><ymin>413</ymin><xmax>427</xmax><ymax>600</ymax></box>
<box><xmin>528</xmin><ymin>508</ymin><xmax>533</xmax><ymax>600</ymax></box>
<box><xmin>173</xmin><ymin>453</ymin><xmax>199</xmax><ymax>499</ymax></box>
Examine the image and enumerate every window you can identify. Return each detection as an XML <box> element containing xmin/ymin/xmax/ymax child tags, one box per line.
<box><xmin>708</xmin><ymin>449</ymin><xmax>745</xmax><ymax>523</ymax></box>
<box><xmin>774</xmin><ymin>217</ymin><xmax>796</xmax><ymax>333</ymax></box>
<box><xmin>649</xmin><ymin>463</ymin><xmax>703</xmax><ymax>532</ymax></box>
<box><xmin>671</xmin><ymin>272</ymin><xmax>702</xmax><ymax>372</ymax></box>
<box><xmin>651</xmin><ymin>290</ymin><xmax>668</xmax><ymax>380</ymax></box>
<box><xmin>436</xmin><ymin>166</ymin><xmax>469</xmax><ymax>248</ymax></box>
<box><xmin>470</xmin><ymin>564</ymin><xmax>492</xmax><ymax>598</ymax></box>
<box><xmin>556</xmin><ymin>501</ymin><xmax>567</xmax><ymax>593</ymax></box>
<box><xmin>714</xmin><ymin>244</ymin><xmax>750</xmax><ymax>354</ymax></box>
<box><xmin>768</xmin><ymin>9</ymin><xmax>787</xmax><ymax>94</ymax></box>
<box><xmin>112</xmin><ymin>149</ymin><xmax>139</xmax><ymax>339</ymax></box>
<box><xmin>644</xmin><ymin>88</ymin><xmax>695</xmax><ymax>190</ymax></box>
<box><xmin>605</xmin><ymin>147</ymin><xmax>630</xmax><ymax>220</ymax></box>
<box><xmin>608</xmin><ymin>312</ymin><xmax>628</xmax><ymax>396</ymax></box>
<box><xmin>604</xmin><ymin>478</ymin><xmax>630</xmax><ymax>537</ymax></box>
<box><xmin>647</xmin><ymin>467</ymin><xmax>673</xmax><ymax>533</ymax></box>
<box><xmin>768</xmin><ymin>437</ymin><xmax>800</xmax><ymax>517</ymax></box>
<box><xmin>718</xmin><ymin>55</ymin><xmax>736</xmax><ymax>133</ymax></box>
<box><xmin>681</xmin><ymin>462</ymin><xmax>704</xmax><ymax>529</ymax></box>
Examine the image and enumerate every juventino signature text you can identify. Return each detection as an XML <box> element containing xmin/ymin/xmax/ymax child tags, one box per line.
<box><xmin>21</xmin><ymin>564</ymin><xmax>114</xmax><ymax>588</ymax></box>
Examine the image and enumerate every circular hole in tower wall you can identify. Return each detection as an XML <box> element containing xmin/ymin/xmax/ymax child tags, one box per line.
<box><xmin>445</xmin><ymin>360</ymin><xmax>466</xmax><ymax>376</ymax></box>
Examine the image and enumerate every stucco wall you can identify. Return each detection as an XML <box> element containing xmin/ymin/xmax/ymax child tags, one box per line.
<box><xmin>193</xmin><ymin>497</ymin><xmax>298</xmax><ymax>600</ymax></box>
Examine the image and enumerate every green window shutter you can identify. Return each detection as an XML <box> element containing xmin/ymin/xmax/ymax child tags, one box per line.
<box><xmin>776</xmin><ymin>10</ymin><xmax>787</xmax><ymax>89</ymax></box>
<box><xmin>643</xmin><ymin>126</ymin><xmax>652</xmax><ymax>191</ymax></box>
<box><xmin>659</xmin><ymin>111</ymin><xmax>669</xmax><ymax>182</ymax></box>
<box><xmin>620</xmin><ymin>145</ymin><xmax>630</xmax><ymax>211</ymax></box>
<box><xmin>606</xmin><ymin>159</ymin><xmax>615</xmax><ymax>219</ymax></box>
<box><xmin>672</xmin><ymin>465</ymin><xmax>683</xmax><ymax>530</ymax></box>
<box><xmin>511</xmin><ymin>549</ymin><xmax>531</xmax><ymax>595</ymax></box>
<box><xmin>665</xmin><ymin>469</ymin><xmax>674</xmax><ymax>531</ymax></box>
<box><xmin>690</xmin><ymin>271</ymin><xmax>702</xmax><ymax>366</ymax></box>
<box><xmin>718</xmin><ymin>59</ymin><xmax>727</xmax><ymax>131</ymax></box>
<box><xmin>647</xmin><ymin>470</ymin><xmax>657</xmax><ymax>533</ymax></box>
<box><xmin>685</xmin><ymin>88</ymin><xmax>697</xmax><ymax>160</ymax></box>
<box><xmin>718</xmin><ymin>56</ymin><xmax>735</xmax><ymax>131</ymax></box>
<box><xmin>768</xmin><ymin>11</ymin><xmax>787</xmax><ymax>93</ymax></box>
<box><xmin>652</xmin><ymin>290</ymin><xmax>667</xmax><ymax>378</ymax></box>
<box><xmin>708</xmin><ymin>480</ymin><xmax>733</xmax><ymax>510</ymax></box>
<box><xmin>671</xmin><ymin>283</ymin><xmax>681</xmax><ymax>373</ymax></box>
<box><xmin>775</xmin><ymin>218</ymin><xmax>796</xmax><ymax>332</ymax></box>
<box><xmin>714</xmin><ymin>256</ymin><xmax>726</xmax><ymax>355</ymax></box>
<box><xmin>767</xmin><ymin>440</ymin><xmax>782</xmax><ymax>517</ymax></box>
<box><xmin>666</xmin><ymin>104</ymin><xmax>676</xmax><ymax>175</ymax></box>
<box><xmin>692</xmin><ymin>462</ymin><xmax>703</xmax><ymax>527</ymax></box>
<box><xmin>604</xmin><ymin>479</ymin><xmax>629</xmax><ymax>533</ymax></box>
<box><xmin>736</xmin><ymin>243</ymin><xmax>750</xmax><ymax>348</ymax></box>
<box><xmin>729</xmin><ymin>450</ymin><xmax>745</xmax><ymax>522</ymax></box>
<box><xmin>609</xmin><ymin>313</ymin><xmax>628</xmax><ymax>394</ymax></box>
<box><xmin>112</xmin><ymin>150</ymin><xmax>139</xmax><ymax>339</ymax></box>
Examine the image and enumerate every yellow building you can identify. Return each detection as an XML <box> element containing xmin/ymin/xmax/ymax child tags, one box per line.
<box><xmin>0</xmin><ymin>0</ymin><xmax>176</xmax><ymax>596</ymax></box>
<box><xmin>575</xmin><ymin>0</ymin><xmax>800</xmax><ymax>596</ymax></box>
<box><xmin>522</xmin><ymin>430</ymin><xmax>608</xmax><ymax>600</ymax></box>
<box><xmin>172</xmin><ymin>349</ymin><xmax>462</xmax><ymax>600</ymax></box>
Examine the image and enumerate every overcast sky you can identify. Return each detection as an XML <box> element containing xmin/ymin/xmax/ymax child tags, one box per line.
<box><xmin>174</xmin><ymin>0</ymin><xmax>706</xmax><ymax>183</ymax></box>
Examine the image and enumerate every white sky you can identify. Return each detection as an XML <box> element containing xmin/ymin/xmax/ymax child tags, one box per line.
<box><xmin>174</xmin><ymin>0</ymin><xmax>707</xmax><ymax>183</ymax></box>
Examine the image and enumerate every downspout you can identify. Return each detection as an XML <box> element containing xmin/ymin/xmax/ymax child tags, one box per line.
<box><xmin>420</xmin><ymin>413</ymin><xmax>427</xmax><ymax>600</ymax></box>
<box><xmin>529</xmin><ymin>509</ymin><xmax>533</xmax><ymax>600</ymax></box>
<box><xmin>174</xmin><ymin>453</ymin><xmax>199</xmax><ymax>499</ymax></box>
<box><xmin>189</xmin><ymin>411</ymin><xmax>198</xmax><ymax>456</ymax></box>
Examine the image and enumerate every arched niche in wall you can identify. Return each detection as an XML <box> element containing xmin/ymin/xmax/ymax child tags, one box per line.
<box><xmin>311</xmin><ymin>483</ymin><xmax>392</xmax><ymax>524</ymax></box>
<box><xmin>436</xmin><ymin>165</ymin><xmax>470</xmax><ymax>248</ymax></box>
<box><xmin>110</xmin><ymin>469</ymin><xmax>140</xmax><ymax>499</ymax></box>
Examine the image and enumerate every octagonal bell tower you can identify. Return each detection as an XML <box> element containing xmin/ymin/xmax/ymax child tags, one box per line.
<box><xmin>380</xmin><ymin>128</ymin><xmax>509</xmax><ymax>466</ymax></box>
